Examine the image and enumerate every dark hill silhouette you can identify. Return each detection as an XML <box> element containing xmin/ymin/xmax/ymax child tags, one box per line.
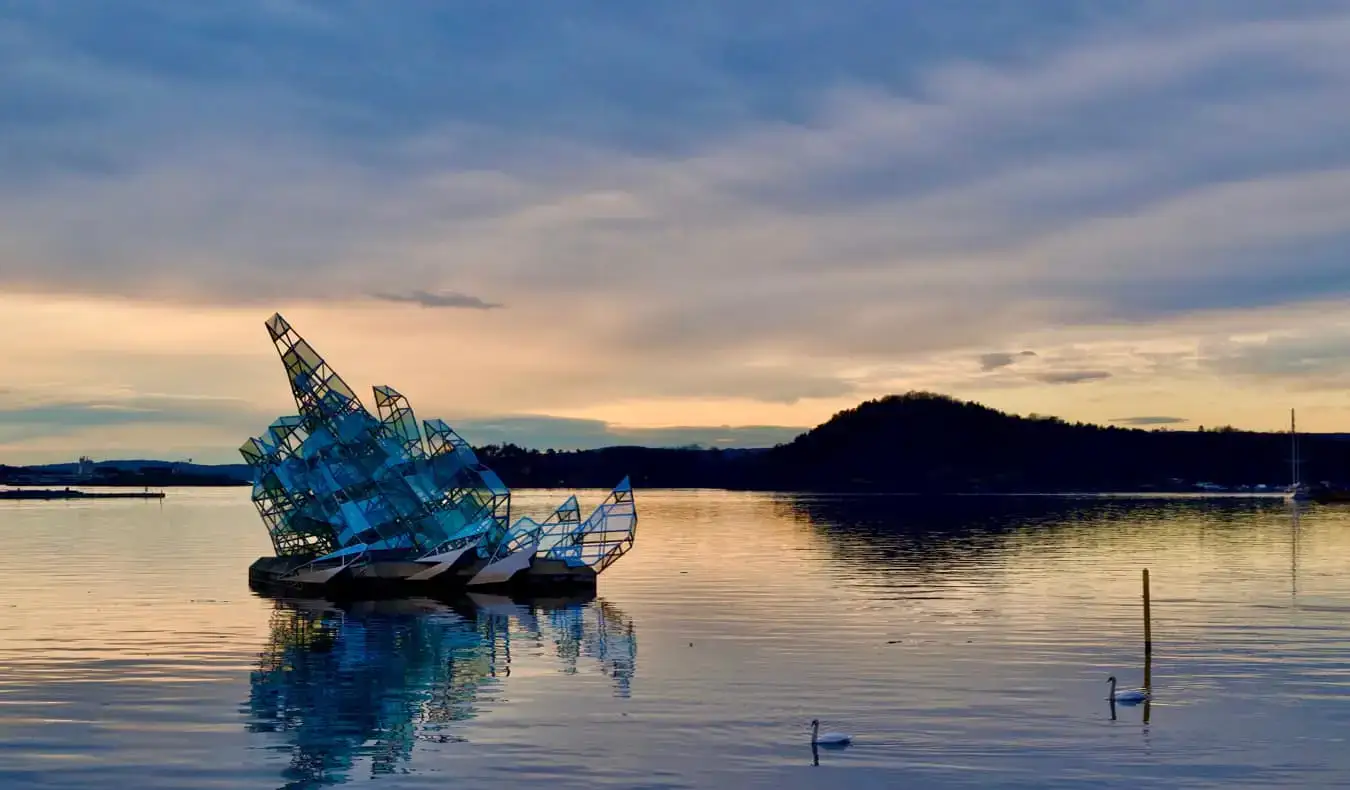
<box><xmin>740</xmin><ymin>392</ymin><xmax>1344</xmax><ymax>492</ymax></box>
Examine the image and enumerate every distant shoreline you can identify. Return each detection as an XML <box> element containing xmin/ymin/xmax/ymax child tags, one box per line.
<box><xmin>8</xmin><ymin>391</ymin><xmax>1350</xmax><ymax>495</ymax></box>
<box><xmin>1</xmin><ymin>480</ymin><xmax>250</xmax><ymax>488</ymax></box>
<box><xmin>0</xmin><ymin>487</ymin><xmax>168</xmax><ymax>500</ymax></box>
<box><xmin>0</xmin><ymin>480</ymin><xmax>1294</xmax><ymax>498</ymax></box>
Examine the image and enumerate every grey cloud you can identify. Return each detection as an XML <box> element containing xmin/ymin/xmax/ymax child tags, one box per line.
<box><xmin>1033</xmin><ymin>370</ymin><xmax>1113</xmax><ymax>384</ymax></box>
<box><xmin>0</xmin><ymin>2</ymin><xmax>1165</xmax><ymax>179</ymax></box>
<box><xmin>448</xmin><ymin>415</ymin><xmax>804</xmax><ymax>451</ymax></box>
<box><xmin>0</xmin><ymin>394</ymin><xmax>273</xmax><ymax>425</ymax></box>
<box><xmin>1111</xmin><ymin>415</ymin><xmax>1189</xmax><ymax>426</ymax></box>
<box><xmin>0</xmin><ymin>394</ymin><xmax>277</xmax><ymax>447</ymax></box>
<box><xmin>371</xmin><ymin>290</ymin><xmax>503</xmax><ymax>310</ymax></box>
<box><xmin>1200</xmin><ymin>330</ymin><xmax>1350</xmax><ymax>384</ymax></box>
<box><xmin>980</xmin><ymin>353</ymin><xmax>1016</xmax><ymax>371</ymax></box>
<box><xmin>0</xmin><ymin>399</ymin><xmax>805</xmax><ymax>455</ymax></box>
<box><xmin>979</xmin><ymin>350</ymin><xmax>1037</xmax><ymax>371</ymax></box>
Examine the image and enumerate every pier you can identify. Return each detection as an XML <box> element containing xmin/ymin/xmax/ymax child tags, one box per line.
<box><xmin>0</xmin><ymin>488</ymin><xmax>166</xmax><ymax>501</ymax></box>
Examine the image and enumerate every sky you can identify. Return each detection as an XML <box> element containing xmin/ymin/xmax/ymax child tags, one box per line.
<box><xmin>6</xmin><ymin>1</ymin><xmax>1350</xmax><ymax>463</ymax></box>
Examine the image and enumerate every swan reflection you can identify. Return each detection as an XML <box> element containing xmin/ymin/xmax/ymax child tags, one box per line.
<box><xmin>245</xmin><ymin>593</ymin><xmax>637</xmax><ymax>788</ymax></box>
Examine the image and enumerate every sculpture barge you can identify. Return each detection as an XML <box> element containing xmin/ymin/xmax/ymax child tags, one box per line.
<box><xmin>241</xmin><ymin>314</ymin><xmax>637</xmax><ymax>596</ymax></box>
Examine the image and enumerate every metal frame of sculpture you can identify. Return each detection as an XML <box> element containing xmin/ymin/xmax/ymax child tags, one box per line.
<box><xmin>241</xmin><ymin>313</ymin><xmax>637</xmax><ymax>587</ymax></box>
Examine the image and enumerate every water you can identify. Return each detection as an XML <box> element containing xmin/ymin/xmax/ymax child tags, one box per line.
<box><xmin>2</xmin><ymin>489</ymin><xmax>1349</xmax><ymax>788</ymax></box>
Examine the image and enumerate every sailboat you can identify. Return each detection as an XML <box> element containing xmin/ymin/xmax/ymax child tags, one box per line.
<box><xmin>1286</xmin><ymin>409</ymin><xmax>1313</xmax><ymax>502</ymax></box>
<box><xmin>1285</xmin><ymin>409</ymin><xmax>1350</xmax><ymax>504</ymax></box>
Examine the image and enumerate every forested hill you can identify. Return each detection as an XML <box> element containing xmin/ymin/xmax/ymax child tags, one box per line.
<box><xmin>732</xmin><ymin>392</ymin><xmax>1349</xmax><ymax>492</ymax></box>
<box><xmin>486</xmin><ymin>392</ymin><xmax>1350</xmax><ymax>492</ymax></box>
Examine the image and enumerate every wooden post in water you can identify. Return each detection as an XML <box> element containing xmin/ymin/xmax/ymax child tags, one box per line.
<box><xmin>1143</xmin><ymin>568</ymin><xmax>1153</xmax><ymax>683</ymax></box>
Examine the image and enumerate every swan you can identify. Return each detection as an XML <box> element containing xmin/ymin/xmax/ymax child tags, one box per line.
<box><xmin>1107</xmin><ymin>676</ymin><xmax>1149</xmax><ymax>704</ymax></box>
<box><xmin>811</xmin><ymin>719</ymin><xmax>852</xmax><ymax>746</ymax></box>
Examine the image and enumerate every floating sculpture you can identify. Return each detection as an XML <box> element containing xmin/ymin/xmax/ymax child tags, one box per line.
<box><xmin>241</xmin><ymin>313</ymin><xmax>637</xmax><ymax>592</ymax></box>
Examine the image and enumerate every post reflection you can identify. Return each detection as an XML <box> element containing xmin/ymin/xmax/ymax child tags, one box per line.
<box><xmin>1291</xmin><ymin>502</ymin><xmax>1301</xmax><ymax>602</ymax></box>
<box><xmin>244</xmin><ymin>593</ymin><xmax>637</xmax><ymax>788</ymax></box>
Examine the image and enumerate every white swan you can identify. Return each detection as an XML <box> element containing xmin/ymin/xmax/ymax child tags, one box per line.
<box><xmin>1107</xmin><ymin>676</ymin><xmax>1150</xmax><ymax>704</ymax></box>
<box><xmin>811</xmin><ymin>719</ymin><xmax>852</xmax><ymax>746</ymax></box>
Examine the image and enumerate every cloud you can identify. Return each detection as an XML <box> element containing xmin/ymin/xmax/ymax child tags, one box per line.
<box><xmin>0</xmin><ymin>392</ymin><xmax>803</xmax><ymax>456</ymax></box>
<box><xmin>1112</xmin><ymin>415</ymin><xmax>1189</xmax><ymax>426</ymax></box>
<box><xmin>0</xmin><ymin>392</ymin><xmax>269</xmax><ymax>424</ymax></box>
<box><xmin>10</xmin><ymin>5</ymin><xmax>1350</xmax><ymax>328</ymax></box>
<box><xmin>1199</xmin><ymin>328</ymin><xmax>1350</xmax><ymax>385</ymax></box>
<box><xmin>0</xmin><ymin>391</ymin><xmax>276</xmax><ymax>447</ymax></box>
<box><xmin>370</xmin><ymin>290</ymin><xmax>503</xmax><ymax>310</ymax></box>
<box><xmin>8</xmin><ymin>3</ymin><xmax>1350</xmax><ymax>458</ymax></box>
<box><xmin>979</xmin><ymin>350</ymin><xmax>1037</xmax><ymax>371</ymax></box>
<box><xmin>448</xmin><ymin>415</ymin><xmax>803</xmax><ymax>451</ymax></box>
<box><xmin>1033</xmin><ymin>370</ymin><xmax>1113</xmax><ymax>384</ymax></box>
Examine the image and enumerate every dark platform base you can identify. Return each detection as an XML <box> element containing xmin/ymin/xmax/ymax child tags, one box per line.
<box><xmin>248</xmin><ymin>554</ymin><xmax>600</xmax><ymax>601</ymax></box>
<box><xmin>252</xmin><ymin>586</ymin><xmax>599</xmax><ymax>616</ymax></box>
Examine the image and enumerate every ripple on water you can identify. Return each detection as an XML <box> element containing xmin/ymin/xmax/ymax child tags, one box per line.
<box><xmin>3</xmin><ymin>491</ymin><xmax>1350</xmax><ymax>787</ymax></box>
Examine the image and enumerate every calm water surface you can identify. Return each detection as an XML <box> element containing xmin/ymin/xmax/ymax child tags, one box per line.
<box><xmin>2</xmin><ymin>489</ymin><xmax>1349</xmax><ymax>787</ymax></box>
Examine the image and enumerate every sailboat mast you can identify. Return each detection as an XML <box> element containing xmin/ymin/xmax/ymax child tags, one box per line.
<box><xmin>1291</xmin><ymin>408</ymin><xmax>1298</xmax><ymax>488</ymax></box>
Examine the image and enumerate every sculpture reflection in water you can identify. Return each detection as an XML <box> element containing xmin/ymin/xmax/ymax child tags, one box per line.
<box><xmin>544</xmin><ymin>598</ymin><xmax>638</xmax><ymax>698</ymax></box>
<box><xmin>245</xmin><ymin>594</ymin><xmax>637</xmax><ymax>788</ymax></box>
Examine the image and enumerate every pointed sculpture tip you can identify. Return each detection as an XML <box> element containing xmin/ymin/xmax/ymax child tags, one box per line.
<box><xmin>265</xmin><ymin>312</ymin><xmax>292</xmax><ymax>340</ymax></box>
